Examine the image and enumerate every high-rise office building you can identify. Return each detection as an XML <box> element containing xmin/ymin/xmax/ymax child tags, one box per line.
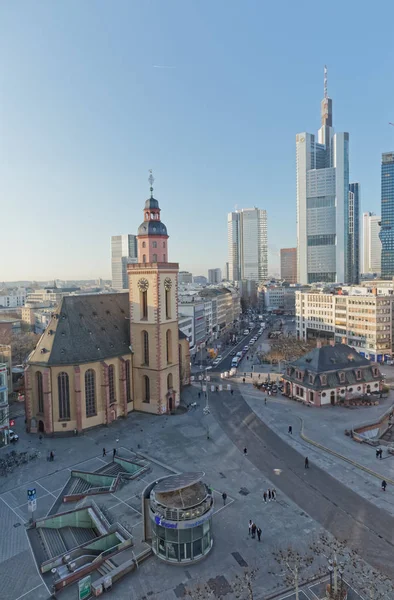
<box><xmin>280</xmin><ymin>248</ymin><xmax>297</xmax><ymax>283</ymax></box>
<box><xmin>362</xmin><ymin>212</ymin><xmax>381</xmax><ymax>274</ymax></box>
<box><xmin>111</xmin><ymin>234</ymin><xmax>138</xmax><ymax>290</ymax></box>
<box><xmin>380</xmin><ymin>152</ymin><xmax>394</xmax><ymax>279</ymax></box>
<box><xmin>296</xmin><ymin>67</ymin><xmax>350</xmax><ymax>284</ymax></box>
<box><xmin>227</xmin><ymin>208</ymin><xmax>268</xmax><ymax>282</ymax></box>
<box><xmin>348</xmin><ymin>183</ymin><xmax>360</xmax><ymax>284</ymax></box>
<box><xmin>208</xmin><ymin>268</ymin><xmax>222</xmax><ymax>284</ymax></box>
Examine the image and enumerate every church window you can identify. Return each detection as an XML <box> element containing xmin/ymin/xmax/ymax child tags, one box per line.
<box><xmin>125</xmin><ymin>360</ymin><xmax>131</xmax><ymax>402</ymax></box>
<box><xmin>165</xmin><ymin>289</ymin><xmax>171</xmax><ymax>319</ymax></box>
<box><xmin>166</xmin><ymin>329</ymin><xmax>172</xmax><ymax>363</ymax></box>
<box><xmin>163</xmin><ymin>242</ymin><xmax>166</xmax><ymax>248</ymax></box>
<box><xmin>58</xmin><ymin>372</ymin><xmax>70</xmax><ymax>420</ymax></box>
<box><xmin>108</xmin><ymin>364</ymin><xmax>115</xmax><ymax>403</ymax></box>
<box><xmin>142</xmin><ymin>331</ymin><xmax>149</xmax><ymax>365</ymax></box>
<box><xmin>36</xmin><ymin>372</ymin><xmax>44</xmax><ymax>414</ymax></box>
<box><xmin>145</xmin><ymin>212</ymin><xmax>149</xmax><ymax>219</ymax></box>
<box><xmin>153</xmin><ymin>241</ymin><xmax>157</xmax><ymax>248</ymax></box>
<box><xmin>153</xmin><ymin>254</ymin><xmax>157</xmax><ymax>262</ymax></box>
<box><xmin>167</xmin><ymin>373</ymin><xmax>173</xmax><ymax>390</ymax></box>
<box><xmin>142</xmin><ymin>254</ymin><xmax>146</xmax><ymax>263</ymax></box>
<box><xmin>85</xmin><ymin>369</ymin><xmax>96</xmax><ymax>417</ymax></box>
<box><xmin>141</xmin><ymin>290</ymin><xmax>148</xmax><ymax>319</ymax></box>
<box><xmin>142</xmin><ymin>241</ymin><xmax>146</xmax><ymax>248</ymax></box>
<box><xmin>143</xmin><ymin>375</ymin><xmax>150</xmax><ymax>403</ymax></box>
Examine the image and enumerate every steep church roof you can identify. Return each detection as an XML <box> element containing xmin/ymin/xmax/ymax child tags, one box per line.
<box><xmin>28</xmin><ymin>293</ymin><xmax>130</xmax><ymax>366</ymax></box>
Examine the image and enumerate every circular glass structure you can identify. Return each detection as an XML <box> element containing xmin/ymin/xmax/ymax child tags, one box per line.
<box><xmin>148</xmin><ymin>472</ymin><xmax>214</xmax><ymax>563</ymax></box>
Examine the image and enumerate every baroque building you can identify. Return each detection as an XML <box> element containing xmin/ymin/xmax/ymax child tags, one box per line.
<box><xmin>25</xmin><ymin>182</ymin><xmax>190</xmax><ymax>434</ymax></box>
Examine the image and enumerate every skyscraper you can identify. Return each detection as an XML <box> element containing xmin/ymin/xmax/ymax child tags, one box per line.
<box><xmin>208</xmin><ymin>268</ymin><xmax>222</xmax><ymax>284</ymax></box>
<box><xmin>227</xmin><ymin>208</ymin><xmax>268</xmax><ymax>282</ymax></box>
<box><xmin>296</xmin><ymin>67</ymin><xmax>350</xmax><ymax>284</ymax></box>
<box><xmin>280</xmin><ymin>248</ymin><xmax>297</xmax><ymax>283</ymax></box>
<box><xmin>348</xmin><ymin>183</ymin><xmax>360</xmax><ymax>284</ymax></box>
<box><xmin>380</xmin><ymin>152</ymin><xmax>394</xmax><ymax>279</ymax></box>
<box><xmin>362</xmin><ymin>212</ymin><xmax>381</xmax><ymax>274</ymax></box>
<box><xmin>111</xmin><ymin>234</ymin><xmax>138</xmax><ymax>290</ymax></box>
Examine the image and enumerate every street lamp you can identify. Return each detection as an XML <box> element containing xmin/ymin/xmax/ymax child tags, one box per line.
<box><xmin>203</xmin><ymin>366</ymin><xmax>212</xmax><ymax>415</ymax></box>
<box><xmin>328</xmin><ymin>560</ymin><xmax>333</xmax><ymax>593</ymax></box>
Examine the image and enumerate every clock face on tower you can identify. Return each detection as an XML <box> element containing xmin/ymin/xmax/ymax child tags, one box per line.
<box><xmin>137</xmin><ymin>278</ymin><xmax>149</xmax><ymax>292</ymax></box>
<box><xmin>164</xmin><ymin>277</ymin><xmax>172</xmax><ymax>291</ymax></box>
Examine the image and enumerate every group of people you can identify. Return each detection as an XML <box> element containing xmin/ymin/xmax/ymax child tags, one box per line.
<box><xmin>263</xmin><ymin>488</ymin><xmax>276</xmax><ymax>502</ymax></box>
<box><xmin>248</xmin><ymin>519</ymin><xmax>262</xmax><ymax>541</ymax></box>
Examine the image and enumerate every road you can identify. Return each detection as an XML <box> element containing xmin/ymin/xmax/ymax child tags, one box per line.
<box><xmin>210</xmin><ymin>383</ymin><xmax>394</xmax><ymax>581</ymax></box>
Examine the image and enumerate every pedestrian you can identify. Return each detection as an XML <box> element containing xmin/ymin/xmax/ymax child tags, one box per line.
<box><xmin>113</xmin><ymin>448</ymin><xmax>117</xmax><ymax>458</ymax></box>
<box><xmin>251</xmin><ymin>522</ymin><xmax>257</xmax><ymax>539</ymax></box>
<box><xmin>243</xmin><ymin>447</ymin><xmax>248</xmax><ymax>456</ymax></box>
<box><xmin>264</xmin><ymin>398</ymin><xmax>267</xmax><ymax>405</ymax></box>
<box><xmin>305</xmin><ymin>456</ymin><xmax>309</xmax><ymax>469</ymax></box>
<box><xmin>102</xmin><ymin>448</ymin><xmax>106</xmax><ymax>457</ymax></box>
<box><xmin>272</xmin><ymin>488</ymin><xmax>276</xmax><ymax>501</ymax></box>
<box><xmin>222</xmin><ymin>492</ymin><xmax>227</xmax><ymax>506</ymax></box>
<box><xmin>380</xmin><ymin>448</ymin><xmax>383</xmax><ymax>459</ymax></box>
<box><xmin>247</xmin><ymin>356</ymin><xmax>249</xmax><ymax>361</ymax></box>
<box><xmin>39</xmin><ymin>434</ymin><xmax>42</xmax><ymax>443</ymax></box>
<box><xmin>198</xmin><ymin>391</ymin><xmax>201</xmax><ymax>399</ymax></box>
<box><xmin>263</xmin><ymin>491</ymin><xmax>267</xmax><ymax>503</ymax></box>
<box><xmin>243</xmin><ymin>378</ymin><xmax>246</xmax><ymax>384</ymax></box>
<box><xmin>288</xmin><ymin>425</ymin><xmax>292</xmax><ymax>434</ymax></box>
<box><xmin>257</xmin><ymin>526</ymin><xmax>262</xmax><ymax>542</ymax></box>
<box><xmin>382</xmin><ymin>480</ymin><xmax>387</xmax><ymax>492</ymax></box>
<box><xmin>268</xmin><ymin>489</ymin><xmax>271</xmax><ymax>502</ymax></box>
<box><xmin>248</xmin><ymin>519</ymin><xmax>252</xmax><ymax>535</ymax></box>
<box><xmin>376</xmin><ymin>448</ymin><xmax>380</xmax><ymax>459</ymax></box>
<box><xmin>231</xmin><ymin>389</ymin><xmax>234</xmax><ymax>395</ymax></box>
<box><xmin>258</xmin><ymin>373</ymin><xmax>261</xmax><ymax>379</ymax></box>
<box><xmin>50</xmin><ymin>450</ymin><xmax>54</xmax><ymax>462</ymax></box>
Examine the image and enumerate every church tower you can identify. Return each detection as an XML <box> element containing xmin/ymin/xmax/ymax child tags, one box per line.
<box><xmin>128</xmin><ymin>173</ymin><xmax>180</xmax><ymax>414</ymax></box>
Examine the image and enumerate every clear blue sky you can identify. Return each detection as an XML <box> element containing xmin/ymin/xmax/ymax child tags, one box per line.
<box><xmin>2</xmin><ymin>0</ymin><xmax>394</xmax><ymax>281</ymax></box>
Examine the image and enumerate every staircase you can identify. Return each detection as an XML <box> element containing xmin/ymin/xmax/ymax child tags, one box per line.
<box><xmin>96</xmin><ymin>462</ymin><xmax>125</xmax><ymax>477</ymax></box>
<box><xmin>68</xmin><ymin>527</ymin><xmax>97</xmax><ymax>545</ymax></box>
<box><xmin>68</xmin><ymin>477</ymin><xmax>92</xmax><ymax>495</ymax></box>
<box><xmin>97</xmin><ymin>559</ymin><xmax>117</xmax><ymax>577</ymax></box>
<box><xmin>38</xmin><ymin>528</ymin><xmax>67</xmax><ymax>558</ymax></box>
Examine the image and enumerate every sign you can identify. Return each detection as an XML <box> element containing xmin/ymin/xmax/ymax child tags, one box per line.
<box><xmin>27</xmin><ymin>488</ymin><xmax>36</xmax><ymax>500</ymax></box>
<box><xmin>28</xmin><ymin>499</ymin><xmax>37</xmax><ymax>512</ymax></box>
<box><xmin>154</xmin><ymin>506</ymin><xmax>213</xmax><ymax>529</ymax></box>
<box><xmin>78</xmin><ymin>576</ymin><xmax>91</xmax><ymax>600</ymax></box>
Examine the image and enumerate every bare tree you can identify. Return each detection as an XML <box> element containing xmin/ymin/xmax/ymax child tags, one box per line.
<box><xmin>271</xmin><ymin>546</ymin><xmax>315</xmax><ymax>600</ymax></box>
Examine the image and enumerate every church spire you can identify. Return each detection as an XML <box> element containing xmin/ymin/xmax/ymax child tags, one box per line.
<box><xmin>148</xmin><ymin>169</ymin><xmax>154</xmax><ymax>199</ymax></box>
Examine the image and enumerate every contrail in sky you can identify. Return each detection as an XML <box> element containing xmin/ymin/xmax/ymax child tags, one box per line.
<box><xmin>153</xmin><ymin>65</ymin><xmax>176</xmax><ymax>69</ymax></box>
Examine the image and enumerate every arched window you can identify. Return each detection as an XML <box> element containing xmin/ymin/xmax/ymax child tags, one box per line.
<box><xmin>141</xmin><ymin>290</ymin><xmax>148</xmax><ymax>319</ymax></box>
<box><xmin>142</xmin><ymin>330</ymin><xmax>149</xmax><ymax>365</ymax></box>
<box><xmin>163</xmin><ymin>242</ymin><xmax>166</xmax><ymax>248</ymax></box>
<box><xmin>36</xmin><ymin>372</ymin><xmax>44</xmax><ymax>414</ymax></box>
<box><xmin>85</xmin><ymin>369</ymin><xmax>96</xmax><ymax>417</ymax></box>
<box><xmin>153</xmin><ymin>241</ymin><xmax>157</xmax><ymax>248</ymax></box>
<box><xmin>153</xmin><ymin>253</ymin><xmax>157</xmax><ymax>262</ymax></box>
<box><xmin>143</xmin><ymin>375</ymin><xmax>150</xmax><ymax>403</ymax></box>
<box><xmin>142</xmin><ymin>241</ymin><xmax>146</xmax><ymax>248</ymax></box>
<box><xmin>167</xmin><ymin>373</ymin><xmax>173</xmax><ymax>390</ymax></box>
<box><xmin>165</xmin><ymin>289</ymin><xmax>171</xmax><ymax>319</ymax></box>
<box><xmin>166</xmin><ymin>329</ymin><xmax>172</xmax><ymax>363</ymax></box>
<box><xmin>142</xmin><ymin>254</ymin><xmax>146</xmax><ymax>263</ymax></box>
<box><xmin>145</xmin><ymin>212</ymin><xmax>149</xmax><ymax>219</ymax></box>
<box><xmin>58</xmin><ymin>372</ymin><xmax>70</xmax><ymax>420</ymax></box>
<box><xmin>125</xmin><ymin>360</ymin><xmax>131</xmax><ymax>402</ymax></box>
<box><xmin>108</xmin><ymin>364</ymin><xmax>115</xmax><ymax>403</ymax></box>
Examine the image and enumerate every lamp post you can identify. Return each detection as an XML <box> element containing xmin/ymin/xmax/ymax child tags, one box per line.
<box><xmin>203</xmin><ymin>366</ymin><xmax>212</xmax><ymax>415</ymax></box>
<box><xmin>328</xmin><ymin>561</ymin><xmax>333</xmax><ymax>594</ymax></box>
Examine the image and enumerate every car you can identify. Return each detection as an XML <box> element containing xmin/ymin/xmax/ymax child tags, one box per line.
<box><xmin>236</xmin><ymin>351</ymin><xmax>243</xmax><ymax>358</ymax></box>
<box><xmin>243</xmin><ymin>346</ymin><xmax>249</xmax><ymax>352</ymax></box>
<box><xmin>9</xmin><ymin>429</ymin><xmax>19</xmax><ymax>442</ymax></box>
<box><xmin>230</xmin><ymin>350</ymin><xmax>236</xmax><ymax>356</ymax></box>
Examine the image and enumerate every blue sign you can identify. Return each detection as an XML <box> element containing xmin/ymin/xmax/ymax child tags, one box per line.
<box><xmin>27</xmin><ymin>488</ymin><xmax>36</xmax><ymax>500</ymax></box>
<box><xmin>155</xmin><ymin>516</ymin><xmax>177</xmax><ymax>529</ymax></box>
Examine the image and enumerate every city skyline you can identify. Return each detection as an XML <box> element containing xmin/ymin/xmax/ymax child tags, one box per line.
<box><xmin>2</xmin><ymin>3</ymin><xmax>394</xmax><ymax>281</ymax></box>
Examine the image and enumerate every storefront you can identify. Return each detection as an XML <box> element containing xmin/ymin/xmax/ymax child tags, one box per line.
<box><xmin>148</xmin><ymin>472</ymin><xmax>214</xmax><ymax>564</ymax></box>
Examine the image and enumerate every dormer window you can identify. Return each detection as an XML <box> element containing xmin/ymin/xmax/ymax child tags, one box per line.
<box><xmin>339</xmin><ymin>372</ymin><xmax>345</xmax><ymax>384</ymax></box>
<box><xmin>373</xmin><ymin>367</ymin><xmax>379</xmax><ymax>377</ymax></box>
<box><xmin>356</xmin><ymin>370</ymin><xmax>361</xmax><ymax>380</ymax></box>
<box><xmin>309</xmin><ymin>374</ymin><xmax>314</xmax><ymax>384</ymax></box>
<box><xmin>321</xmin><ymin>374</ymin><xmax>327</xmax><ymax>385</ymax></box>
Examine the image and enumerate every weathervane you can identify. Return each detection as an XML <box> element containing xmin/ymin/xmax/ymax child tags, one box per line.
<box><xmin>148</xmin><ymin>169</ymin><xmax>154</xmax><ymax>198</ymax></box>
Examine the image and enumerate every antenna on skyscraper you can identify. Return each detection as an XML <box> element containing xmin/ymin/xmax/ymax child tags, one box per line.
<box><xmin>324</xmin><ymin>65</ymin><xmax>328</xmax><ymax>99</ymax></box>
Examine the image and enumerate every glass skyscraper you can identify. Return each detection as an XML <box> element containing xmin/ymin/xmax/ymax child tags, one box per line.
<box><xmin>227</xmin><ymin>208</ymin><xmax>268</xmax><ymax>282</ymax></box>
<box><xmin>296</xmin><ymin>68</ymin><xmax>350</xmax><ymax>284</ymax></box>
<box><xmin>111</xmin><ymin>234</ymin><xmax>138</xmax><ymax>290</ymax></box>
<box><xmin>380</xmin><ymin>152</ymin><xmax>394</xmax><ymax>279</ymax></box>
<box><xmin>348</xmin><ymin>182</ymin><xmax>360</xmax><ymax>284</ymax></box>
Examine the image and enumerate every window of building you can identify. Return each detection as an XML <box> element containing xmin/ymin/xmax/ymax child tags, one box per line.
<box><xmin>108</xmin><ymin>364</ymin><xmax>115</xmax><ymax>403</ymax></box>
<box><xmin>163</xmin><ymin>242</ymin><xmax>166</xmax><ymax>248</ymax></box>
<box><xmin>58</xmin><ymin>372</ymin><xmax>70</xmax><ymax>420</ymax></box>
<box><xmin>142</xmin><ymin>331</ymin><xmax>149</xmax><ymax>365</ymax></box>
<box><xmin>321</xmin><ymin>374</ymin><xmax>327</xmax><ymax>385</ymax></box>
<box><xmin>153</xmin><ymin>241</ymin><xmax>157</xmax><ymax>248</ymax></box>
<box><xmin>166</xmin><ymin>329</ymin><xmax>172</xmax><ymax>363</ymax></box>
<box><xmin>125</xmin><ymin>360</ymin><xmax>131</xmax><ymax>402</ymax></box>
<box><xmin>356</xmin><ymin>370</ymin><xmax>361</xmax><ymax>380</ymax></box>
<box><xmin>142</xmin><ymin>254</ymin><xmax>146</xmax><ymax>263</ymax></box>
<box><xmin>36</xmin><ymin>372</ymin><xmax>44</xmax><ymax>414</ymax></box>
<box><xmin>142</xmin><ymin>241</ymin><xmax>146</xmax><ymax>248</ymax></box>
<box><xmin>143</xmin><ymin>375</ymin><xmax>150</xmax><ymax>402</ymax></box>
<box><xmin>373</xmin><ymin>367</ymin><xmax>379</xmax><ymax>377</ymax></box>
<box><xmin>85</xmin><ymin>369</ymin><xmax>96</xmax><ymax>417</ymax></box>
<box><xmin>153</xmin><ymin>253</ymin><xmax>157</xmax><ymax>262</ymax></box>
<box><xmin>167</xmin><ymin>373</ymin><xmax>173</xmax><ymax>390</ymax></box>
<box><xmin>309</xmin><ymin>374</ymin><xmax>314</xmax><ymax>384</ymax></box>
<box><xmin>339</xmin><ymin>372</ymin><xmax>345</xmax><ymax>384</ymax></box>
<box><xmin>163</xmin><ymin>254</ymin><xmax>166</xmax><ymax>261</ymax></box>
<box><xmin>165</xmin><ymin>289</ymin><xmax>171</xmax><ymax>319</ymax></box>
<box><xmin>141</xmin><ymin>290</ymin><xmax>148</xmax><ymax>319</ymax></box>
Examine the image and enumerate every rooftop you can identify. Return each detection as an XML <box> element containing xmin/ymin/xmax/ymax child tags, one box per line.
<box><xmin>292</xmin><ymin>343</ymin><xmax>371</xmax><ymax>373</ymax></box>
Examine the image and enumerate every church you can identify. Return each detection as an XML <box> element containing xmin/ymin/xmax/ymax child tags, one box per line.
<box><xmin>24</xmin><ymin>185</ymin><xmax>190</xmax><ymax>435</ymax></box>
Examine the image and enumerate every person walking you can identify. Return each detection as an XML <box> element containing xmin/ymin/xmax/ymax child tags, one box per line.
<box><xmin>198</xmin><ymin>391</ymin><xmax>201</xmax><ymax>399</ymax></box>
<box><xmin>258</xmin><ymin>373</ymin><xmax>261</xmax><ymax>379</ymax></box>
<box><xmin>231</xmin><ymin>389</ymin><xmax>234</xmax><ymax>395</ymax></box>
<box><xmin>257</xmin><ymin>526</ymin><xmax>262</xmax><ymax>542</ymax></box>
<box><xmin>288</xmin><ymin>425</ymin><xmax>293</xmax><ymax>434</ymax></box>
<box><xmin>272</xmin><ymin>488</ymin><xmax>277</xmax><ymax>501</ymax></box>
<box><xmin>243</xmin><ymin>447</ymin><xmax>248</xmax><ymax>456</ymax></box>
<box><xmin>222</xmin><ymin>492</ymin><xmax>227</xmax><ymax>506</ymax></box>
<box><xmin>248</xmin><ymin>519</ymin><xmax>253</xmax><ymax>535</ymax></box>
<box><xmin>50</xmin><ymin>451</ymin><xmax>54</xmax><ymax>462</ymax></box>
<box><xmin>263</xmin><ymin>491</ymin><xmax>267</xmax><ymax>503</ymax></box>
<box><xmin>305</xmin><ymin>456</ymin><xmax>309</xmax><ymax>469</ymax></box>
<box><xmin>113</xmin><ymin>448</ymin><xmax>117</xmax><ymax>458</ymax></box>
<box><xmin>251</xmin><ymin>522</ymin><xmax>257</xmax><ymax>539</ymax></box>
<box><xmin>264</xmin><ymin>398</ymin><xmax>267</xmax><ymax>405</ymax></box>
<box><xmin>382</xmin><ymin>480</ymin><xmax>387</xmax><ymax>492</ymax></box>
<box><xmin>268</xmin><ymin>489</ymin><xmax>271</xmax><ymax>502</ymax></box>
<box><xmin>102</xmin><ymin>448</ymin><xmax>106</xmax><ymax>457</ymax></box>
<box><xmin>380</xmin><ymin>448</ymin><xmax>383</xmax><ymax>459</ymax></box>
<box><xmin>376</xmin><ymin>448</ymin><xmax>380</xmax><ymax>459</ymax></box>
<box><xmin>243</xmin><ymin>378</ymin><xmax>246</xmax><ymax>384</ymax></box>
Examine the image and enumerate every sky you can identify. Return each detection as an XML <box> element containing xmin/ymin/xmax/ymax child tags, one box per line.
<box><xmin>2</xmin><ymin>0</ymin><xmax>394</xmax><ymax>282</ymax></box>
